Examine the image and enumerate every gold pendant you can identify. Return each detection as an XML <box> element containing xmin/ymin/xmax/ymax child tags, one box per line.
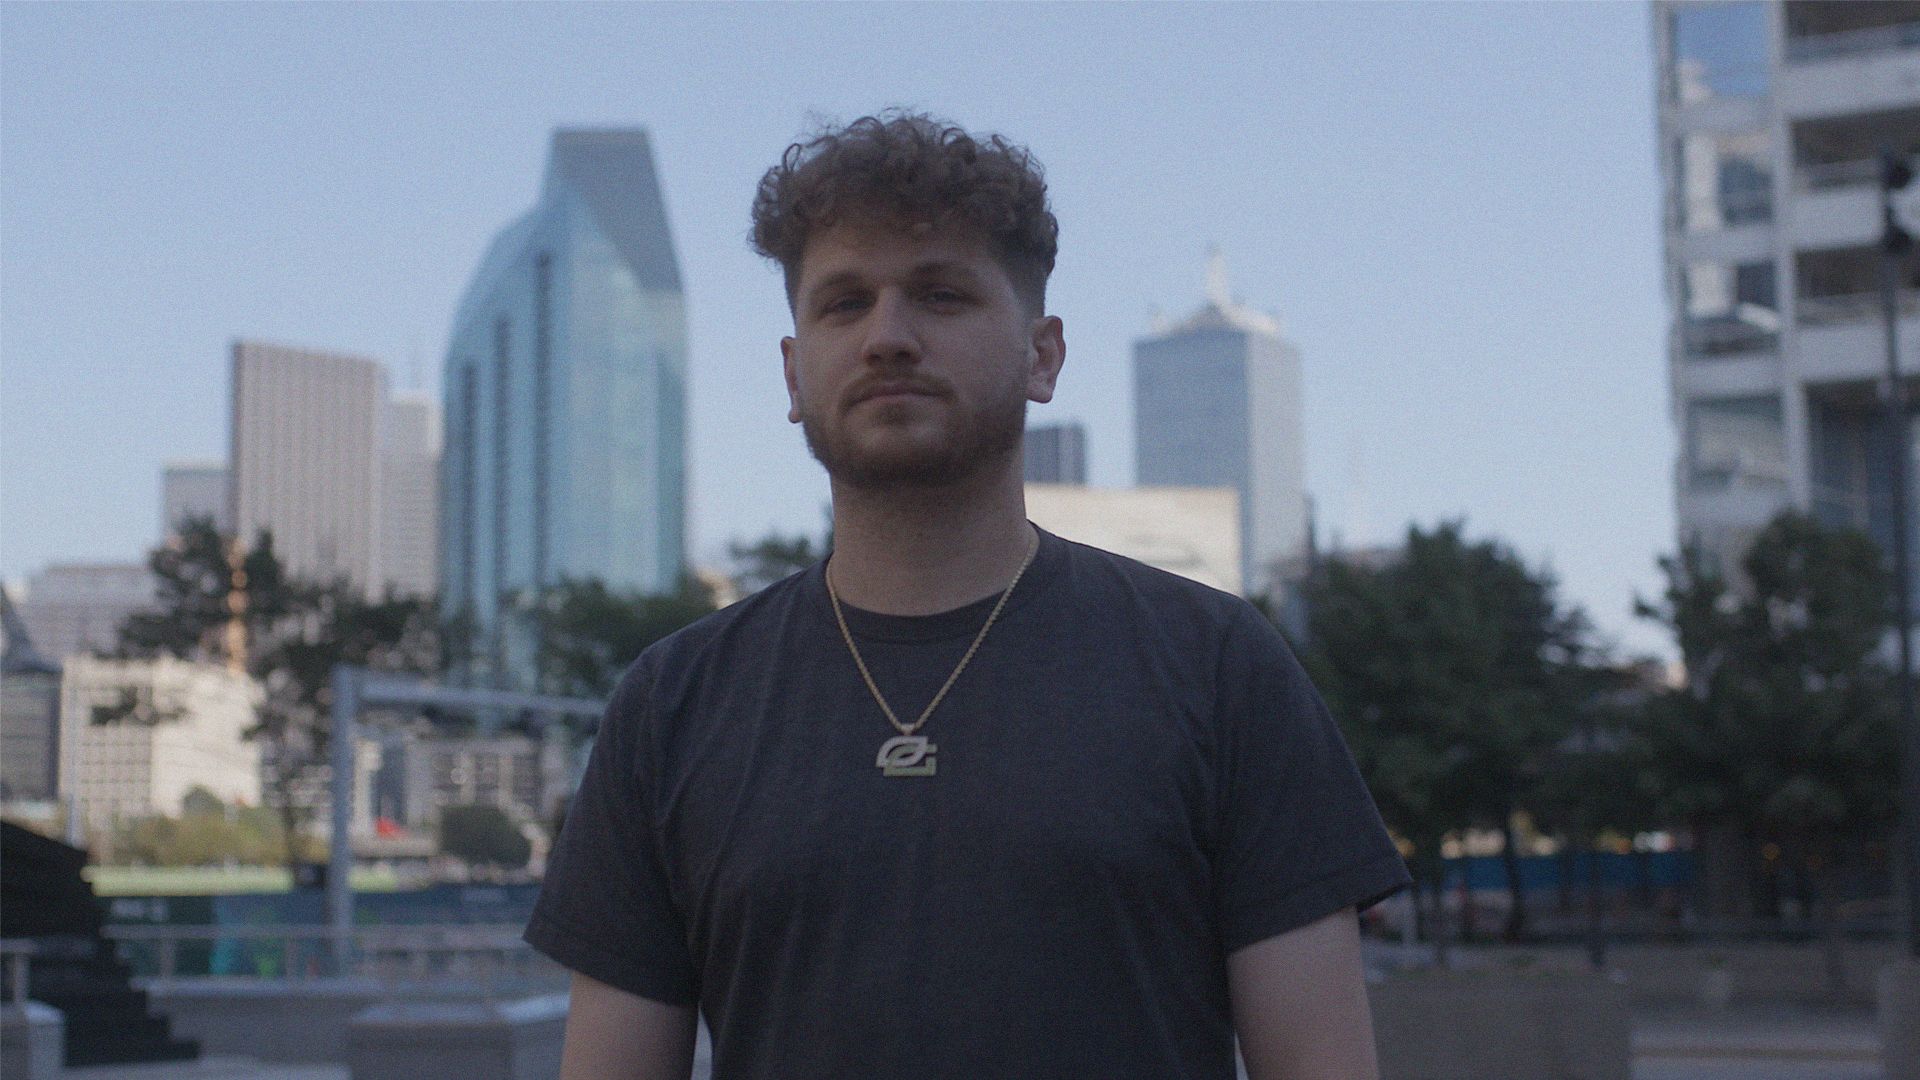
<box><xmin>877</xmin><ymin>734</ymin><xmax>936</xmax><ymax>777</ymax></box>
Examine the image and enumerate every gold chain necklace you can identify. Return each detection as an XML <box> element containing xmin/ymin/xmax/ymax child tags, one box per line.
<box><xmin>826</xmin><ymin>529</ymin><xmax>1039</xmax><ymax>777</ymax></box>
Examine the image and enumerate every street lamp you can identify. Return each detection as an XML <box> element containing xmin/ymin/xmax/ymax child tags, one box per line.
<box><xmin>1880</xmin><ymin>147</ymin><xmax>1919</xmax><ymax>959</ymax></box>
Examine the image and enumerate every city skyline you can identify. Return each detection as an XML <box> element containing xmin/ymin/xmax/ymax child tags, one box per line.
<box><xmin>2</xmin><ymin>3</ymin><xmax>1676</xmax><ymax>656</ymax></box>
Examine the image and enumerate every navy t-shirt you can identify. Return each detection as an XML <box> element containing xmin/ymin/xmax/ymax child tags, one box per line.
<box><xmin>525</xmin><ymin>528</ymin><xmax>1410</xmax><ymax>1079</ymax></box>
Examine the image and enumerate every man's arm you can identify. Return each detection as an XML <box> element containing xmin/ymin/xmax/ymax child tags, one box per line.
<box><xmin>559</xmin><ymin>971</ymin><xmax>699</xmax><ymax>1080</ymax></box>
<box><xmin>1227</xmin><ymin>906</ymin><xmax>1381</xmax><ymax>1080</ymax></box>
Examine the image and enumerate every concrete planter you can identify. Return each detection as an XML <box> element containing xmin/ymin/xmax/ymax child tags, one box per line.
<box><xmin>1370</xmin><ymin>968</ymin><xmax>1630</xmax><ymax>1080</ymax></box>
<box><xmin>348</xmin><ymin>993</ymin><xmax>569</xmax><ymax>1080</ymax></box>
<box><xmin>0</xmin><ymin>1002</ymin><xmax>63</xmax><ymax>1080</ymax></box>
<box><xmin>146</xmin><ymin>977</ymin><xmax>387</xmax><ymax>1062</ymax></box>
<box><xmin>1880</xmin><ymin>959</ymin><xmax>1920</xmax><ymax>1080</ymax></box>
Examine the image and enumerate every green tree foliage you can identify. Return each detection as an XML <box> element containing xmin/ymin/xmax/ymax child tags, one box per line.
<box><xmin>118</xmin><ymin>518</ymin><xmax>296</xmax><ymax>663</ymax></box>
<box><xmin>1302</xmin><ymin>520</ymin><xmax>1594</xmax><ymax>939</ymax></box>
<box><xmin>729</xmin><ymin>530</ymin><xmax>823</xmax><ymax>595</ymax></box>
<box><xmin>438</xmin><ymin>804</ymin><xmax>531</xmax><ymax>871</ymax></box>
<box><xmin>113</xmin><ymin>517</ymin><xmax>439</xmax><ymax>863</ymax></box>
<box><xmin>113</xmin><ymin>793</ymin><xmax>289</xmax><ymax>866</ymax></box>
<box><xmin>533</xmin><ymin>578</ymin><xmax>716</xmax><ymax>698</ymax></box>
<box><xmin>1635</xmin><ymin>512</ymin><xmax>1896</xmax><ymax>916</ymax></box>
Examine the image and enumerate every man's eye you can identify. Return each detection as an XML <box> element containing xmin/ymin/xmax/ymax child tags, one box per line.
<box><xmin>923</xmin><ymin>288</ymin><xmax>967</xmax><ymax>305</ymax></box>
<box><xmin>822</xmin><ymin>295</ymin><xmax>868</xmax><ymax>315</ymax></box>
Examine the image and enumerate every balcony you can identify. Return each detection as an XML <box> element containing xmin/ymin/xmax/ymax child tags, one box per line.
<box><xmin>1790</xmin><ymin>112</ymin><xmax>1920</xmax><ymax>247</ymax></box>
<box><xmin>1797</xmin><ymin>289</ymin><xmax>1920</xmax><ymax>327</ymax></box>
<box><xmin>1786</xmin><ymin>0</ymin><xmax>1920</xmax><ymax>62</ymax></box>
<box><xmin>1778</xmin><ymin>6</ymin><xmax>1920</xmax><ymax>119</ymax></box>
<box><xmin>1682</xmin><ymin>316</ymin><xmax>1779</xmax><ymax>358</ymax></box>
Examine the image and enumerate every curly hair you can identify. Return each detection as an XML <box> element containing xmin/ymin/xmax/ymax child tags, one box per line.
<box><xmin>750</xmin><ymin>111</ymin><xmax>1058</xmax><ymax>315</ymax></box>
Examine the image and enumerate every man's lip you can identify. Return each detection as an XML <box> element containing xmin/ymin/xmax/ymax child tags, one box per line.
<box><xmin>853</xmin><ymin>384</ymin><xmax>941</xmax><ymax>404</ymax></box>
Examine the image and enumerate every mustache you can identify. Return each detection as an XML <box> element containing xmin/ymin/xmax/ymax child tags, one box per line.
<box><xmin>843</xmin><ymin>375</ymin><xmax>952</xmax><ymax>407</ymax></box>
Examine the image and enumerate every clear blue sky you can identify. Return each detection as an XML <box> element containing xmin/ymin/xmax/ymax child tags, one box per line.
<box><xmin>0</xmin><ymin>1</ymin><xmax>1676</xmax><ymax>657</ymax></box>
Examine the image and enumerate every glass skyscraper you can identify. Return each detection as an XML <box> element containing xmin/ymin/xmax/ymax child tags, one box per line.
<box><xmin>1134</xmin><ymin>255</ymin><xmax>1306</xmax><ymax>600</ymax></box>
<box><xmin>439</xmin><ymin>129</ymin><xmax>688</xmax><ymax>690</ymax></box>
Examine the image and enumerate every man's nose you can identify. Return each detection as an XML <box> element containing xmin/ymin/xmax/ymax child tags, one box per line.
<box><xmin>861</xmin><ymin>290</ymin><xmax>920</xmax><ymax>364</ymax></box>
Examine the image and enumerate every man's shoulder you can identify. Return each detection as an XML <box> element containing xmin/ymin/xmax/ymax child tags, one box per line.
<box><xmin>1049</xmin><ymin>532</ymin><xmax>1265</xmax><ymax>635</ymax></box>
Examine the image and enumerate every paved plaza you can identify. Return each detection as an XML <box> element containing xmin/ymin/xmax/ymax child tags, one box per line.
<box><xmin>57</xmin><ymin>1003</ymin><xmax>1888</xmax><ymax>1080</ymax></box>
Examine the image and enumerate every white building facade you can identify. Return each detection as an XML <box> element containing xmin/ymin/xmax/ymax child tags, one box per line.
<box><xmin>57</xmin><ymin>656</ymin><xmax>262</xmax><ymax>832</ymax></box>
<box><xmin>1656</xmin><ymin>0</ymin><xmax>1920</xmax><ymax>603</ymax></box>
<box><xmin>1025</xmin><ymin>484</ymin><xmax>1242</xmax><ymax>595</ymax></box>
<box><xmin>230</xmin><ymin>340</ymin><xmax>385</xmax><ymax>591</ymax></box>
<box><xmin>1133</xmin><ymin>257</ymin><xmax>1307</xmax><ymax>599</ymax></box>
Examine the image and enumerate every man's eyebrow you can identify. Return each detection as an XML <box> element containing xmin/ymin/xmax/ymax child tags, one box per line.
<box><xmin>803</xmin><ymin>269</ymin><xmax>866</xmax><ymax>302</ymax></box>
<box><xmin>802</xmin><ymin>260</ymin><xmax>989</xmax><ymax>305</ymax></box>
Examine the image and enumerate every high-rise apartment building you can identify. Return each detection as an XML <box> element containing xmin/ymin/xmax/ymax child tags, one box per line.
<box><xmin>1133</xmin><ymin>256</ymin><xmax>1307</xmax><ymax>598</ymax></box>
<box><xmin>230</xmin><ymin>340</ymin><xmax>386</xmax><ymax>591</ymax></box>
<box><xmin>1656</xmin><ymin>0</ymin><xmax>1920</xmax><ymax>606</ymax></box>
<box><xmin>1024</xmin><ymin>422</ymin><xmax>1089</xmax><ymax>484</ymax></box>
<box><xmin>160</xmin><ymin>461</ymin><xmax>230</xmax><ymax>538</ymax></box>
<box><xmin>381</xmin><ymin>393</ymin><xmax>441</xmax><ymax>598</ymax></box>
<box><xmin>440</xmin><ymin>129</ymin><xmax>688</xmax><ymax>690</ymax></box>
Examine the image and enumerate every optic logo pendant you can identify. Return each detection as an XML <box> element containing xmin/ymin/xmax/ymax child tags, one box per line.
<box><xmin>876</xmin><ymin>734</ymin><xmax>937</xmax><ymax>777</ymax></box>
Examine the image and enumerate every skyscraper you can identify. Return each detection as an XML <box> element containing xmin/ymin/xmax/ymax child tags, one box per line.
<box><xmin>1024</xmin><ymin>422</ymin><xmax>1088</xmax><ymax>485</ymax></box>
<box><xmin>230</xmin><ymin>340</ymin><xmax>385</xmax><ymax>590</ymax></box>
<box><xmin>1655</xmin><ymin>1</ymin><xmax>1919</xmax><ymax>605</ymax></box>
<box><xmin>439</xmin><ymin>129</ymin><xmax>688</xmax><ymax>690</ymax></box>
<box><xmin>381</xmin><ymin>392</ymin><xmax>441</xmax><ymax>598</ymax></box>
<box><xmin>1133</xmin><ymin>254</ymin><xmax>1307</xmax><ymax>598</ymax></box>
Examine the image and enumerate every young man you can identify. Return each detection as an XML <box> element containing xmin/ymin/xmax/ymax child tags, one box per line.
<box><xmin>526</xmin><ymin>112</ymin><xmax>1411</xmax><ymax>1080</ymax></box>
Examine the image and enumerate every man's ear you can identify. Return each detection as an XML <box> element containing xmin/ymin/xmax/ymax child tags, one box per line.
<box><xmin>1026</xmin><ymin>316</ymin><xmax>1066</xmax><ymax>404</ymax></box>
<box><xmin>782</xmin><ymin>337</ymin><xmax>801</xmax><ymax>423</ymax></box>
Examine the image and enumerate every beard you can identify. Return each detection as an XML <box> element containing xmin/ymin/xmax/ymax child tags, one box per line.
<box><xmin>800</xmin><ymin>377</ymin><xmax>1028</xmax><ymax>491</ymax></box>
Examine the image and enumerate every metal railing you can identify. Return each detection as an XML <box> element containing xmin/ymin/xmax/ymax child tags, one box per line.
<box><xmin>98</xmin><ymin>923</ymin><xmax>563</xmax><ymax>987</ymax></box>
<box><xmin>1798</xmin><ymin>159</ymin><xmax>1881</xmax><ymax>192</ymax></box>
<box><xmin>1799</xmin><ymin>290</ymin><xmax>1920</xmax><ymax>326</ymax></box>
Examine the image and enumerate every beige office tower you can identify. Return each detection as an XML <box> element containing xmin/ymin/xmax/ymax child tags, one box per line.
<box><xmin>381</xmin><ymin>393</ymin><xmax>441</xmax><ymax>598</ymax></box>
<box><xmin>230</xmin><ymin>340</ymin><xmax>385</xmax><ymax>592</ymax></box>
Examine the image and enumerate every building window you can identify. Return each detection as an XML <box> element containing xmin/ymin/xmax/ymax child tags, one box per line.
<box><xmin>1676</xmin><ymin>130</ymin><xmax>1772</xmax><ymax>230</ymax></box>
<box><xmin>1687</xmin><ymin>395</ymin><xmax>1788</xmax><ymax>493</ymax></box>
<box><xmin>1682</xmin><ymin>259</ymin><xmax>1779</xmax><ymax>355</ymax></box>
<box><xmin>1670</xmin><ymin>2</ymin><xmax>1770</xmax><ymax>103</ymax></box>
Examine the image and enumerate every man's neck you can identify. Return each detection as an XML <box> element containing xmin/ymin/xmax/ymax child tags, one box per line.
<box><xmin>825</xmin><ymin>465</ymin><xmax>1035</xmax><ymax>616</ymax></box>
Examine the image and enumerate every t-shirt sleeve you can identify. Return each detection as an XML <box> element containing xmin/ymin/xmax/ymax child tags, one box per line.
<box><xmin>523</xmin><ymin>660</ymin><xmax>699</xmax><ymax>1006</ymax></box>
<box><xmin>1211</xmin><ymin>605</ymin><xmax>1412</xmax><ymax>955</ymax></box>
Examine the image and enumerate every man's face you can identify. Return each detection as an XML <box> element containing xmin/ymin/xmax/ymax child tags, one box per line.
<box><xmin>781</xmin><ymin>218</ymin><xmax>1065</xmax><ymax>492</ymax></box>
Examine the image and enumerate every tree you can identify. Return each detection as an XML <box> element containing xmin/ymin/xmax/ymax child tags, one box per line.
<box><xmin>729</xmin><ymin>530</ymin><xmax>824</xmax><ymax>595</ymax></box>
<box><xmin>1635</xmin><ymin>512</ymin><xmax>1896</xmax><ymax>920</ymax></box>
<box><xmin>118</xmin><ymin>517</ymin><xmax>297</xmax><ymax>664</ymax></box>
<box><xmin>533</xmin><ymin>578</ymin><xmax>716</xmax><ymax>698</ymax></box>
<box><xmin>438</xmin><ymin>804</ymin><xmax>531</xmax><ymax>871</ymax></box>
<box><xmin>251</xmin><ymin>584</ymin><xmax>440</xmax><ymax>859</ymax></box>
<box><xmin>1302</xmin><ymin>520</ymin><xmax>1594</xmax><ymax>942</ymax></box>
<box><xmin>115</xmin><ymin>518</ymin><xmax>439</xmax><ymax>863</ymax></box>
